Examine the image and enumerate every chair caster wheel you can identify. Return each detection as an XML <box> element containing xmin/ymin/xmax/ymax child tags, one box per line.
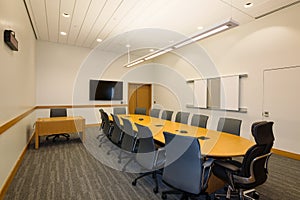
<box><xmin>162</xmin><ymin>193</ymin><xmax>167</xmax><ymax>199</ymax></box>
<box><xmin>153</xmin><ymin>187</ymin><xmax>158</xmax><ymax>194</ymax></box>
<box><xmin>132</xmin><ymin>180</ymin><xmax>137</xmax><ymax>186</ymax></box>
<box><xmin>253</xmin><ymin>191</ymin><xmax>260</xmax><ymax>199</ymax></box>
<box><xmin>206</xmin><ymin>195</ymin><xmax>211</xmax><ymax>200</ymax></box>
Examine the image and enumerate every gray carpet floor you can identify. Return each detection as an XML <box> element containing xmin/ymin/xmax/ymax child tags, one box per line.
<box><xmin>4</xmin><ymin>126</ymin><xmax>300</xmax><ymax>200</ymax></box>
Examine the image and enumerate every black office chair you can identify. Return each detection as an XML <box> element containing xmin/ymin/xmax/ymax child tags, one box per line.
<box><xmin>118</xmin><ymin>118</ymin><xmax>138</xmax><ymax>169</ymax></box>
<box><xmin>150</xmin><ymin>108</ymin><xmax>161</xmax><ymax>118</ymax></box>
<box><xmin>212</xmin><ymin>121</ymin><xmax>274</xmax><ymax>200</ymax></box>
<box><xmin>46</xmin><ymin>108</ymin><xmax>69</xmax><ymax>142</ymax></box>
<box><xmin>217</xmin><ymin>117</ymin><xmax>242</xmax><ymax>136</ymax></box>
<box><xmin>132</xmin><ymin>124</ymin><xmax>166</xmax><ymax>193</ymax></box>
<box><xmin>98</xmin><ymin>109</ymin><xmax>113</xmax><ymax>147</ymax></box>
<box><xmin>161</xmin><ymin>110</ymin><xmax>173</xmax><ymax>121</ymax></box>
<box><xmin>113</xmin><ymin>107</ymin><xmax>126</xmax><ymax>115</ymax></box>
<box><xmin>106</xmin><ymin>114</ymin><xmax>124</xmax><ymax>156</ymax></box>
<box><xmin>161</xmin><ymin>131</ymin><xmax>213</xmax><ymax>200</ymax></box>
<box><xmin>135</xmin><ymin>107</ymin><xmax>147</xmax><ymax>115</ymax></box>
<box><xmin>98</xmin><ymin>109</ymin><xmax>105</xmax><ymax>131</ymax></box>
<box><xmin>191</xmin><ymin>114</ymin><xmax>209</xmax><ymax>128</ymax></box>
<box><xmin>175</xmin><ymin>111</ymin><xmax>190</xmax><ymax>124</ymax></box>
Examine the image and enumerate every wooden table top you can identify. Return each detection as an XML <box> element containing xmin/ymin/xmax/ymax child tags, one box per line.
<box><xmin>116</xmin><ymin>114</ymin><xmax>254</xmax><ymax>157</ymax></box>
<box><xmin>36</xmin><ymin>116</ymin><xmax>84</xmax><ymax>122</ymax></box>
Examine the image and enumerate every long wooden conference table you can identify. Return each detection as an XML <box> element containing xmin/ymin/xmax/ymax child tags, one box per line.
<box><xmin>118</xmin><ymin>114</ymin><xmax>254</xmax><ymax>158</ymax></box>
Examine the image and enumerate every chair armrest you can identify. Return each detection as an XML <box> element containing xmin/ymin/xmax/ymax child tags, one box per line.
<box><xmin>203</xmin><ymin>158</ymin><xmax>214</xmax><ymax>168</ymax></box>
<box><xmin>233</xmin><ymin>152</ymin><xmax>272</xmax><ymax>184</ymax></box>
<box><xmin>214</xmin><ymin>160</ymin><xmax>240</xmax><ymax>172</ymax></box>
<box><xmin>154</xmin><ymin>147</ymin><xmax>166</xmax><ymax>169</ymax></box>
<box><xmin>201</xmin><ymin>158</ymin><xmax>214</xmax><ymax>190</ymax></box>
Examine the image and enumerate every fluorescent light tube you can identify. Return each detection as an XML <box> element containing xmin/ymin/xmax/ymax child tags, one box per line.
<box><xmin>124</xmin><ymin>59</ymin><xmax>144</xmax><ymax>68</ymax></box>
<box><xmin>144</xmin><ymin>48</ymin><xmax>173</xmax><ymax>60</ymax></box>
<box><xmin>174</xmin><ymin>39</ymin><xmax>194</xmax><ymax>48</ymax></box>
<box><xmin>191</xmin><ymin>25</ymin><xmax>229</xmax><ymax>41</ymax></box>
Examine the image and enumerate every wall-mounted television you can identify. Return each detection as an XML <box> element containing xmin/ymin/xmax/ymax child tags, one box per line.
<box><xmin>89</xmin><ymin>80</ymin><xmax>123</xmax><ymax>100</ymax></box>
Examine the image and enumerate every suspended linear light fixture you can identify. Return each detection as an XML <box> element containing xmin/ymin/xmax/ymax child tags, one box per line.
<box><xmin>125</xmin><ymin>59</ymin><xmax>145</xmax><ymax>68</ymax></box>
<box><xmin>144</xmin><ymin>48</ymin><xmax>173</xmax><ymax>60</ymax></box>
<box><xmin>124</xmin><ymin>19</ymin><xmax>238</xmax><ymax>68</ymax></box>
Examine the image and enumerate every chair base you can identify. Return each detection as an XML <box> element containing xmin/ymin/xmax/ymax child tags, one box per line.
<box><xmin>215</xmin><ymin>188</ymin><xmax>260</xmax><ymax>200</ymax></box>
<box><xmin>243</xmin><ymin>189</ymin><xmax>260</xmax><ymax>200</ymax></box>
<box><xmin>161</xmin><ymin>190</ymin><xmax>210</xmax><ymax>200</ymax></box>
<box><xmin>132</xmin><ymin>170</ymin><xmax>161</xmax><ymax>194</ymax></box>
<box><xmin>161</xmin><ymin>181</ymin><xmax>210</xmax><ymax>200</ymax></box>
<box><xmin>46</xmin><ymin>134</ymin><xmax>70</xmax><ymax>142</ymax></box>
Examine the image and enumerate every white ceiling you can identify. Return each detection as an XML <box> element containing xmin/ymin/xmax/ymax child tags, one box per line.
<box><xmin>24</xmin><ymin>0</ymin><xmax>300</xmax><ymax>49</ymax></box>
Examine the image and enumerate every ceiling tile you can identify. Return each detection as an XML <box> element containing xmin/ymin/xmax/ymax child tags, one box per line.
<box><xmin>82</xmin><ymin>0</ymin><xmax>124</xmax><ymax>48</ymax></box>
<box><xmin>89</xmin><ymin>0</ymin><xmax>141</xmax><ymax>48</ymax></box>
<box><xmin>67</xmin><ymin>0</ymin><xmax>92</xmax><ymax>45</ymax></box>
<box><xmin>75</xmin><ymin>0</ymin><xmax>107</xmax><ymax>46</ymax></box>
<box><xmin>27</xmin><ymin>0</ymin><xmax>48</xmax><ymax>40</ymax></box>
<box><xmin>45</xmin><ymin>0</ymin><xmax>60</xmax><ymax>42</ymax></box>
<box><xmin>59</xmin><ymin>0</ymin><xmax>76</xmax><ymax>44</ymax></box>
<box><xmin>222</xmin><ymin>0</ymin><xmax>299</xmax><ymax>18</ymax></box>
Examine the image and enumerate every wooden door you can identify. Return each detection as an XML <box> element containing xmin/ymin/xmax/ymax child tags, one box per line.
<box><xmin>128</xmin><ymin>83</ymin><xmax>151</xmax><ymax>115</ymax></box>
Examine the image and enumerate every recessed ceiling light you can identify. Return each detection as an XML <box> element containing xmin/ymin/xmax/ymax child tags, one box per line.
<box><xmin>96</xmin><ymin>38</ymin><xmax>102</xmax><ymax>42</ymax></box>
<box><xmin>244</xmin><ymin>2</ymin><xmax>253</xmax><ymax>8</ymax></box>
<box><xmin>125</xmin><ymin>44</ymin><xmax>131</xmax><ymax>48</ymax></box>
<box><xmin>149</xmin><ymin>49</ymin><xmax>155</xmax><ymax>52</ymax></box>
<box><xmin>62</xmin><ymin>13</ymin><xmax>70</xmax><ymax>18</ymax></box>
<box><xmin>60</xmin><ymin>31</ymin><xmax>67</xmax><ymax>36</ymax></box>
<box><xmin>197</xmin><ymin>26</ymin><xmax>204</xmax><ymax>30</ymax></box>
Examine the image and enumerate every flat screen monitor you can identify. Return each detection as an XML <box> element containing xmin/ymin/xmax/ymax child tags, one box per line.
<box><xmin>89</xmin><ymin>80</ymin><xmax>123</xmax><ymax>100</ymax></box>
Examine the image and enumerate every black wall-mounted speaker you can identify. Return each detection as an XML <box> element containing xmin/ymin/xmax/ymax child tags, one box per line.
<box><xmin>4</xmin><ymin>30</ymin><xmax>18</xmax><ymax>51</ymax></box>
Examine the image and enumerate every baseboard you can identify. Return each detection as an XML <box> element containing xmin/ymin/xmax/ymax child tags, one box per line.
<box><xmin>0</xmin><ymin>132</ymin><xmax>35</xmax><ymax>200</ymax></box>
<box><xmin>272</xmin><ymin>148</ymin><xmax>300</xmax><ymax>160</ymax></box>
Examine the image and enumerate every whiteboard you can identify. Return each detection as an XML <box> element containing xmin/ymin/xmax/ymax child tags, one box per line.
<box><xmin>191</xmin><ymin>75</ymin><xmax>242</xmax><ymax>111</ymax></box>
<box><xmin>220</xmin><ymin>76</ymin><xmax>239</xmax><ymax>111</ymax></box>
<box><xmin>193</xmin><ymin>79</ymin><xmax>207</xmax><ymax>108</ymax></box>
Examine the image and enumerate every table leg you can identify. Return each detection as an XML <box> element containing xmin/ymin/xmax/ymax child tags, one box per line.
<box><xmin>81</xmin><ymin>124</ymin><xmax>85</xmax><ymax>142</ymax></box>
<box><xmin>81</xmin><ymin>119</ymin><xmax>85</xmax><ymax>142</ymax></box>
<box><xmin>35</xmin><ymin>130</ymin><xmax>39</xmax><ymax>150</ymax></box>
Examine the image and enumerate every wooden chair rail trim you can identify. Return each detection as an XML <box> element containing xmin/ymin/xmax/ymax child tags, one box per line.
<box><xmin>0</xmin><ymin>104</ymin><xmax>127</xmax><ymax>135</ymax></box>
<box><xmin>36</xmin><ymin>104</ymin><xmax>128</xmax><ymax>109</ymax></box>
<box><xmin>0</xmin><ymin>107</ymin><xmax>36</xmax><ymax>135</ymax></box>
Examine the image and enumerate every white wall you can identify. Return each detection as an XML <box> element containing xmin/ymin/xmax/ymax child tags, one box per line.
<box><xmin>0</xmin><ymin>0</ymin><xmax>36</xmax><ymax>190</ymax></box>
<box><xmin>36</xmin><ymin>41</ymin><xmax>91</xmax><ymax>105</ymax></box>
